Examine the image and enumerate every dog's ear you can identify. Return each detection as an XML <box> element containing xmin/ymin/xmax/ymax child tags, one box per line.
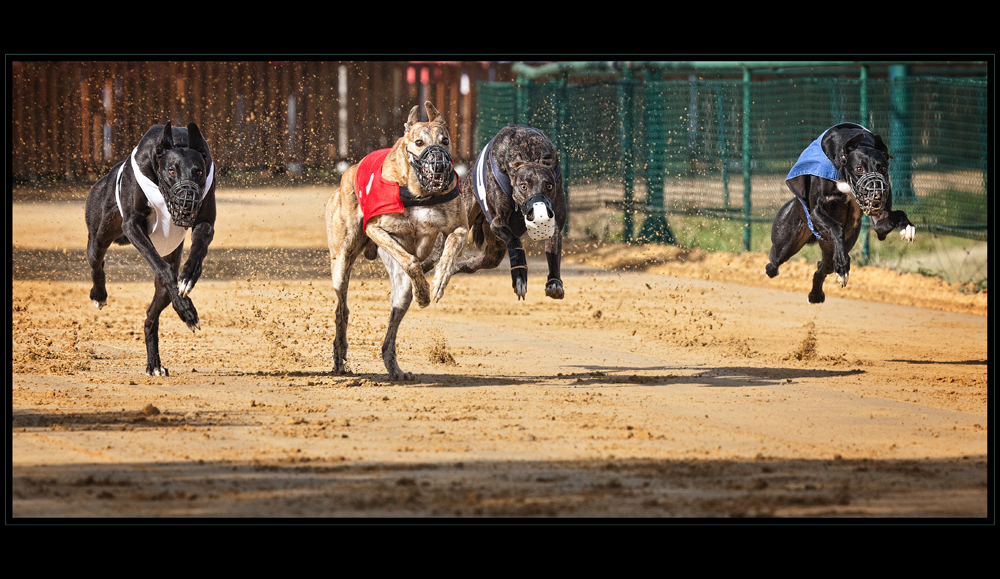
<box><xmin>838</xmin><ymin>133</ymin><xmax>870</xmax><ymax>169</ymax></box>
<box><xmin>823</xmin><ymin>130</ymin><xmax>867</xmax><ymax>170</ymax></box>
<box><xmin>873</xmin><ymin>134</ymin><xmax>893</xmax><ymax>160</ymax></box>
<box><xmin>424</xmin><ymin>100</ymin><xmax>444</xmax><ymax>124</ymax></box>
<box><xmin>157</xmin><ymin>121</ymin><xmax>174</xmax><ymax>158</ymax></box>
<box><xmin>405</xmin><ymin>105</ymin><xmax>420</xmax><ymax>133</ymax></box>
<box><xmin>844</xmin><ymin>133</ymin><xmax>867</xmax><ymax>154</ymax></box>
<box><xmin>187</xmin><ymin>122</ymin><xmax>208</xmax><ymax>156</ymax></box>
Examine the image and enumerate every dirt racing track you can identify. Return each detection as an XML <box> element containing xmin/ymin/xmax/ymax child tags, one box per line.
<box><xmin>10</xmin><ymin>187</ymin><xmax>990</xmax><ymax>519</ymax></box>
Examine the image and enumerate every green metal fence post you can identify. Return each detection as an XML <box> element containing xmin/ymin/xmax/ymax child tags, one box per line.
<box><xmin>638</xmin><ymin>76</ymin><xmax>676</xmax><ymax>244</ymax></box>
<box><xmin>717</xmin><ymin>86</ymin><xmax>730</xmax><ymax>211</ymax></box>
<box><xmin>556</xmin><ymin>74</ymin><xmax>570</xmax><ymax>235</ymax></box>
<box><xmin>890</xmin><ymin>64</ymin><xmax>914</xmax><ymax>201</ymax></box>
<box><xmin>742</xmin><ymin>68</ymin><xmax>752</xmax><ymax>252</ymax></box>
<box><xmin>514</xmin><ymin>71</ymin><xmax>528</xmax><ymax>126</ymax></box>
<box><xmin>619</xmin><ymin>68</ymin><xmax>635</xmax><ymax>243</ymax></box>
<box><xmin>859</xmin><ymin>65</ymin><xmax>871</xmax><ymax>265</ymax></box>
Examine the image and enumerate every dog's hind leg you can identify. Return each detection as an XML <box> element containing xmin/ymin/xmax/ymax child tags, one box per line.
<box><xmin>85</xmin><ymin>184</ymin><xmax>124</xmax><ymax>309</ymax></box>
<box><xmin>330</xmin><ymin>247</ymin><xmax>360</xmax><ymax>375</ymax></box>
<box><xmin>379</xmin><ymin>247</ymin><xmax>415</xmax><ymax>381</ymax></box>
<box><xmin>766</xmin><ymin>198</ymin><xmax>813</xmax><ymax>279</ymax></box>
<box><xmin>543</xmin><ymin>228</ymin><xmax>565</xmax><ymax>299</ymax></box>
<box><xmin>543</xmin><ymin>183</ymin><xmax>568</xmax><ymax>299</ymax></box>
<box><xmin>462</xmin><ymin>219</ymin><xmax>529</xmax><ymax>299</ymax></box>
<box><xmin>86</xmin><ymin>222</ymin><xmax>119</xmax><ymax>309</ymax></box>
<box><xmin>808</xmin><ymin>244</ymin><xmax>837</xmax><ymax>304</ymax></box>
<box><xmin>421</xmin><ymin>233</ymin><xmax>446</xmax><ymax>274</ymax></box>
<box><xmin>455</xmin><ymin>233</ymin><xmax>505</xmax><ymax>274</ymax></box>
<box><xmin>144</xmin><ymin>245</ymin><xmax>186</xmax><ymax>376</ymax></box>
<box><xmin>144</xmin><ymin>276</ymin><xmax>172</xmax><ymax>376</ymax></box>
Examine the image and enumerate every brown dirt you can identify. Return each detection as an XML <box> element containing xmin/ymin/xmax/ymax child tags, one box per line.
<box><xmin>10</xmin><ymin>187</ymin><xmax>990</xmax><ymax>519</ymax></box>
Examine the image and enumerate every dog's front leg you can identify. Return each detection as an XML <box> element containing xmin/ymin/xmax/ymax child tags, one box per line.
<box><xmin>430</xmin><ymin>227</ymin><xmax>468</xmax><ymax>302</ymax></box>
<box><xmin>872</xmin><ymin>211</ymin><xmax>916</xmax><ymax>242</ymax></box>
<box><xmin>365</xmin><ymin>224</ymin><xmax>431</xmax><ymax>308</ymax></box>
<box><xmin>178</xmin><ymin>220</ymin><xmax>215</xmax><ymax>297</ymax></box>
<box><xmin>121</xmin><ymin>218</ymin><xmax>200</xmax><ymax>332</ymax></box>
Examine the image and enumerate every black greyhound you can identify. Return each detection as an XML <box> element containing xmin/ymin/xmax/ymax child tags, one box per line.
<box><xmin>85</xmin><ymin>121</ymin><xmax>216</xmax><ymax>376</ymax></box>
<box><xmin>766</xmin><ymin>122</ymin><xmax>915</xmax><ymax>303</ymax></box>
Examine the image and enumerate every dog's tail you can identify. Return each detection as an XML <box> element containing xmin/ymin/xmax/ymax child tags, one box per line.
<box><xmin>471</xmin><ymin>221</ymin><xmax>485</xmax><ymax>249</ymax></box>
<box><xmin>363</xmin><ymin>239</ymin><xmax>378</xmax><ymax>260</ymax></box>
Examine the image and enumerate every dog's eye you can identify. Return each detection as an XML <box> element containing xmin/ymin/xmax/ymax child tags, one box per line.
<box><xmin>415</xmin><ymin>140</ymin><xmax>424</xmax><ymax>147</ymax></box>
<box><xmin>520</xmin><ymin>184</ymin><xmax>527</xmax><ymax>191</ymax></box>
<box><xmin>856</xmin><ymin>166</ymin><xmax>864</xmax><ymax>173</ymax></box>
<box><xmin>546</xmin><ymin>184</ymin><xmax>553</xmax><ymax>191</ymax></box>
<box><xmin>442</xmin><ymin>137</ymin><xmax>450</xmax><ymax>145</ymax></box>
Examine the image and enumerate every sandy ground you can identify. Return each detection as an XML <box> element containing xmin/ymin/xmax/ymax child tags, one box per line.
<box><xmin>10</xmin><ymin>187</ymin><xmax>990</xmax><ymax>520</ymax></box>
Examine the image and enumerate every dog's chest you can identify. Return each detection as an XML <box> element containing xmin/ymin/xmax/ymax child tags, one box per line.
<box><xmin>382</xmin><ymin>206</ymin><xmax>454</xmax><ymax>257</ymax></box>
<box><xmin>407</xmin><ymin>205</ymin><xmax>455</xmax><ymax>236</ymax></box>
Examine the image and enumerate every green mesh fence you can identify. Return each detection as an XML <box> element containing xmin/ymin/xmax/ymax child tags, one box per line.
<box><xmin>475</xmin><ymin>75</ymin><xmax>988</xmax><ymax>249</ymax></box>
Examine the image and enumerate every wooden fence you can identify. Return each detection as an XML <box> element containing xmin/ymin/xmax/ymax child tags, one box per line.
<box><xmin>10</xmin><ymin>60</ymin><xmax>514</xmax><ymax>181</ymax></box>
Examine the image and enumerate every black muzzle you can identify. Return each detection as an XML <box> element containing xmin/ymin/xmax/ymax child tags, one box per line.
<box><xmin>410</xmin><ymin>145</ymin><xmax>454</xmax><ymax>193</ymax></box>
<box><xmin>165</xmin><ymin>180</ymin><xmax>204</xmax><ymax>228</ymax></box>
<box><xmin>850</xmin><ymin>172</ymin><xmax>889</xmax><ymax>216</ymax></box>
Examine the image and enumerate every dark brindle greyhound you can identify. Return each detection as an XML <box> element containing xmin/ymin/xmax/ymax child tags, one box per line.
<box><xmin>766</xmin><ymin>122</ymin><xmax>915</xmax><ymax>303</ymax></box>
<box><xmin>85</xmin><ymin>121</ymin><xmax>216</xmax><ymax>376</ymax></box>
<box><xmin>453</xmin><ymin>125</ymin><xmax>567</xmax><ymax>300</ymax></box>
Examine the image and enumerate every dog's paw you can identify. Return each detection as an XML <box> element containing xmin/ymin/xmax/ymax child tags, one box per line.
<box><xmin>765</xmin><ymin>263</ymin><xmax>779</xmax><ymax>278</ymax></box>
<box><xmin>409</xmin><ymin>273</ymin><xmax>431</xmax><ymax>308</ymax></box>
<box><xmin>511</xmin><ymin>268</ymin><xmax>528</xmax><ymax>300</ymax></box>
<box><xmin>389</xmin><ymin>370</ymin><xmax>415</xmax><ymax>381</ymax></box>
<box><xmin>808</xmin><ymin>291</ymin><xmax>825</xmax><ymax>304</ymax></box>
<box><xmin>146</xmin><ymin>366</ymin><xmax>169</xmax><ymax>377</ymax></box>
<box><xmin>431</xmin><ymin>275</ymin><xmax>451</xmax><ymax>303</ymax></box>
<box><xmin>837</xmin><ymin>273</ymin><xmax>849</xmax><ymax>288</ymax></box>
<box><xmin>545</xmin><ymin>279</ymin><xmax>564</xmax><ymax>299</ymax></box>
<box><xmin>93</xmin><ymin>299</ymin><xmax>106</xmax><ymax>310</ymax></box>
<box><xmin>174</xmin><ymin>295</ymin><xmax>201</xmax><ymax>330</ymax></box>
<box><xmin>413</xmin><ymin>287</ymin><xmax>431</xmax><ymax>308</ymax></box>
<box><xmin>900</xmin><ymin>225</ymin><xmax>916</xmax><ymax>243</ymax></box>
<box><xmin>178</xmin><ymin>278</ymin><xmax>195</xmax><ymax>297</ymax></box>
<box><xmin>514</xmin><ymin>278</ymin><xmax>527</xmax><ymax>300</ymax></box>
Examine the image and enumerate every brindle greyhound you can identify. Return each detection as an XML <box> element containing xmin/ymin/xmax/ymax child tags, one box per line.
<box><xmin>325</xmin><ymin>101</ymin><xmax>468</xmax><ymax>380</ymax></box>
<box><xmin>453</xmin><ymin>125</ymin><xmax>567</xmax><ymax>300</ymax></box>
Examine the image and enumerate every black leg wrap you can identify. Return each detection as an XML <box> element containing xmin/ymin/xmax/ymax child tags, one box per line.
<box><xmin>509</xmin><ymin>247</ymin><xmax>527</xmax><ymax>295</ymax></box>
<box><xmin>509</xmin><ymin>247</ymin><xmax>527</xmax><ymax>271</ymax></box>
